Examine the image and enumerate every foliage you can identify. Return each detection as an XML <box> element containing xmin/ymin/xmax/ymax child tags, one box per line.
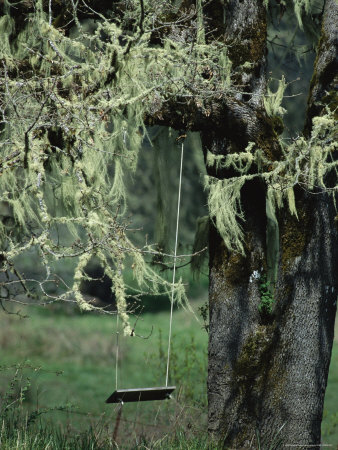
<box><xmin>151</xmin><ymin>430</ymin><xmax>219</xmax><ymax>449</ymax></box>
<box><xmin>150</xmin><ymin>329</ymin><xmax>208</xmax><ymax>406</ymax></box>
<box><xmin>0</xmin><ymin>0</ymin><xmax>336</xmax><ymax>328</ymax></box>
<box><xmin>198</xmin><ymin>301</ymin><xmax>209</xmax><ymax>333</ymax></box>
<box><xmin>0</xmin><ymin>0</ymin><xmax>231</xmax><ymax>329</ymax></box>
<box><xmin>0</xmin><ymin>363</ymin><xmax>84</xmax><ymax>449</ymax></box>
<box><xmin>258</xmin><ymin>274</ymin><xmax>274</xmax><ymax>315</ymax></box>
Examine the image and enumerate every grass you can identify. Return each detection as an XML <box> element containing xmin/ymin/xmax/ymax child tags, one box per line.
<box><xmin>0</xmin><ymin>294</ymin><xmax>209</xmax><ymax>448</ymax></box>
<box><xmin>0</xmin><ymin>295</ymin><xmax>337</xmax><ymax>448</ymax></box>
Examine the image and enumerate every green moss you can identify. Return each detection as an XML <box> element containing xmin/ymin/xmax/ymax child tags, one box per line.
<box><xmin>281</xmin><ymin>206</ymin><xmax>309</xmax><ymax>270</ymax></box>
<box><xmin>258</xmin><ymin>274</ymin><xmax>274</xmax><ymax>316</ymax></box>
<box><xmin>213</xmin><ymin>234</ymin><xmax>253</xmax><ymax>288</ymax></box>
<box><xmin>270</xmin><ymin>115</ymin><xmax>284</xmax><ymax>135</ymax></box>
<box><xmin>224</xmin><ymin>251</ymin><xmax>250</xmax><ymax>286</ymax></box>
<box><xmin>208</xmin><ymin>237</ymin><xmax>251</xmax><ymax>303</ymax></box>
<box><xmin>253</xmin><ymin>110</ymin><xmax>284</xmax><ymax>162</ymax></box>
<box><xmin>322</xmin><ymin>90</ymin><xmax>338</xmax><ymax>119</ymax></box>
<box><xmin>227</xmin><ymin>323</ymin><xmax>288</xmax><ymax>443</ymax></box>
<box><xmin>227</xmin><ymin>20</ymin><xmax>267</xmax><ymax>67</ymax></box>
<box><xmin>232</xmin><ymin>325</ymin><xmax>277</xmax><ymax>400</ymax></box>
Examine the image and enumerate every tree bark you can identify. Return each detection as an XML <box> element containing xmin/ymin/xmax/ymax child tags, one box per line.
<box><xmin>207</xmin><ymin>0</ymin><xmax>337</xmax><ymax>447</ymax></box>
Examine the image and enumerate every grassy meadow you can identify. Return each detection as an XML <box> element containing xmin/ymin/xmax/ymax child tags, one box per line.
<box><xmin>0</xmin><ymin>289</ymin><xmax>337</xmax><ymax>448</ymax></box>
<box><xmin>0</xmin><ymin>289</ymin><xmax>210</xmax><ymax>448</ymax></box>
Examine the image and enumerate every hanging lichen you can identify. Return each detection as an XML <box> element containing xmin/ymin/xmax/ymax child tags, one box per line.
<box><xmin>0</xmin><ymin>0</ymin><xmax>336</xmax><ymax>330</ymax></box>
<box><xmin>264</xmin><ymin>0</ymin><xmax>322</xmax><ymax>29</ymax></box>
<box><xmin>204</xmin><ymin>106</ymin><xmax>337</xmax><ymax>255</ymax></box>
<box><xmin>205</xmin><ymin>175</ymin><xmax>246</xmax><ymax>254</ymax></box>
<box><xmin>0</xmin><ymin>0</ymin><xmax>231</xmax><ymax>329</ymax></box>
<box><xmin>264</xmin><ymin>76</ymin><xmax>287</xmax><ymax>118</ymax></box>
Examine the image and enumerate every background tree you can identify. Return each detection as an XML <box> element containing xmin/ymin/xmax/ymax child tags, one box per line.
<box><xmin>0</xmin><ymin>0</ymin><xmax>337</xmax><ymax>447</ymax></box>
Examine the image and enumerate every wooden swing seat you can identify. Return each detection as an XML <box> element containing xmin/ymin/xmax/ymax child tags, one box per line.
<box><xmin>106</xmin><ymin>386</ymin><xmax>176</xmax><ymax>403</ymax></box>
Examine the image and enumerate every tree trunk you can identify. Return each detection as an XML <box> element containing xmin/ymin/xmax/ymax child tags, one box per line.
<box><xmin>207</xmin><ymin>0</ymin><xmax>338</xmax><ymax>447</ymax></box>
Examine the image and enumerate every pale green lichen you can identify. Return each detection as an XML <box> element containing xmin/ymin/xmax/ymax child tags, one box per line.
<box><xmin>264</xmin><ymin>0</ymin><xmax>319</xmax><ymax>28</ymax></box>
<box><xmin>264</xmin><ymin>76</ymin><xmax>287</xmax><ymax>118</ymax></box>
<box><xmin>205</xmin><ymin>175</ymin><xmax>246</xmax><ymax>254</ymax></box>
<box><xmin>73</xmin><ymin>252</ymin><xmax>95</xmax><ymax>312</ymax></box>
<box><xmin>207</xmin><ymin>142</ymin><xmax>256</xmax><ymax>174</ymax></box>
<box><xmin>0</xmin><ymin>0</ymin><xmax>336</xmax><ymax>330</ymax></box>
<box><xmin>205</xmin><ymin>108</ymin><xmax>337</xmax><ymax>255</ymax></box>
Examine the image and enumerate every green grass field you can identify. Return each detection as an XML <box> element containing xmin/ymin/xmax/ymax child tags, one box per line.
<box><xmin>0</xmin><ymin>296</ymin><xmax>209</xmax><ymax>448</ymax></box>
<box><xmin>0</xmin><ymin>297</ymin><xmax>337</xmax><ymax>448</ymax></box>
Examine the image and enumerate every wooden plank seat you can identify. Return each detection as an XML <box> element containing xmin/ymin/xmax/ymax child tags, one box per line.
<box><xmin>106</xmin><ymin>386</ymin><xmax>176</xmax><ymax>403</ymax></box>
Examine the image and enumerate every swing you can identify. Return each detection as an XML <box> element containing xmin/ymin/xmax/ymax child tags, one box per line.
<box><xmin>106</xmin><ymin>387</ymin><xmax>176</xmax><ymax>403</ymax></box>
<box><xmin>106</xmin><ymin>141</ymin><xmax>185</xmax><ymax>404</ymax></box>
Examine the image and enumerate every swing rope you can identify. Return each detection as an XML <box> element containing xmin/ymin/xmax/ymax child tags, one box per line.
<box><xmin>165</xmin><ymin>141</ymin><xmax>184</xmax><ymax>387</ymax></box>
<box><xmin>115</xmin><ymin>314</ymin><xmax>119</xmax><ymax>390</ymax></box>
<box><xmin>113</xmin><ymin>140</ymin><xmax>185</xmax><ymax>393</ymax></box>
